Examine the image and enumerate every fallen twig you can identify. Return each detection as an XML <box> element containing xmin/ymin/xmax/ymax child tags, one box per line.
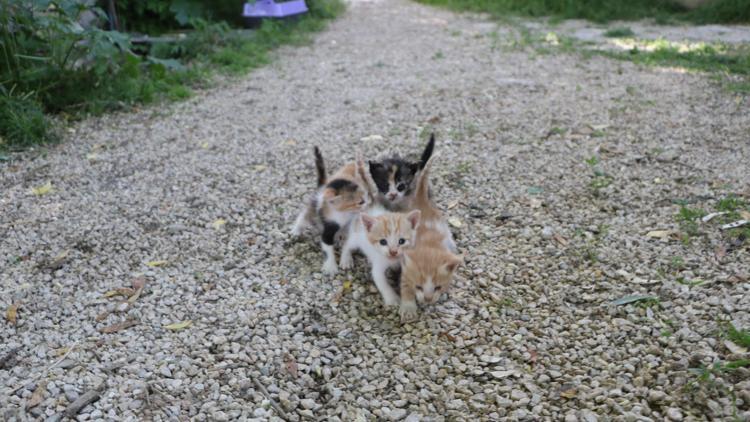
<box><xmin>46</xmin><ymin>383</ymin><xmax>105</xmax><ymax>421</ymax></box>
<box><xmin>252</xmin><ymin>378</ymin><xmax>289</xmax><ymax>421</ymax></box>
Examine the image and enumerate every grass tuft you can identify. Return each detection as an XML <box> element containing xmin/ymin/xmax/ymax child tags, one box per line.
<box><xmin>604</xmin><ymin>27</ymin><xmax>635</xmax><ymax>38</ymax></box>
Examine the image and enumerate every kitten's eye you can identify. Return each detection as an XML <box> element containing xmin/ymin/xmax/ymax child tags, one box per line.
<box><xmin>379</xmin><ymin>239</ymin><xmax>387</xmax><ymax>246</ymax></box>
<box><xmin>359</xmin><ymin>199</ymin><xmax>366</xmax><ymax>205</ymax></box>
<box><xmin>416</xmin><ymin>286</ymin><xmax>423</xmax><ymax>291</ymax></box>
<box><xmin>397</xmin><ymin>183</ymin><xmax>406</xmax><ymax>192</ymax></box>
<box><xmin>398</xmin><ymin>238</ymin><xmax>405</xmax><ymax>245</ymax></box>
<box><xmin>435</xmin><ymin>286</ymin><xmax>442</xmax><ymax>291</ymax></box>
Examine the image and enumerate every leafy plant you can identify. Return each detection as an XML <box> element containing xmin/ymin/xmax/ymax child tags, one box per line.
<box><xmin>725</xmin><ymin>323</ymin><xmax>750</xmax><ymax>348</ymax></box>
<box><xmin>604</xmin><ymin>27</ymin><xmax>634</xmax><ymax>38</ymax></box>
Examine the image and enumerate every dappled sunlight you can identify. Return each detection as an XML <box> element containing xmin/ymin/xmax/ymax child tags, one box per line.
<box><xmin>608</xmin><ymin>37</ymin><xmax>721</xmax><ymax>53</ymax></box>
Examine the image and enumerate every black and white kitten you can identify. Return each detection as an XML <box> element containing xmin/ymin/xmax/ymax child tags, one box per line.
<box><xmin>368</xmin><ymin>134</ymin><xmax>435</xmax><ymax>211</ymax></box>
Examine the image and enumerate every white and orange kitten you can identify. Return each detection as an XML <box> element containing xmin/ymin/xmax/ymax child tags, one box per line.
<box><xmin>399</xmin><ymin>153</ymin><xmax>462</xmax><ymax>323</ymax></box>
<box><xmin>340</xmin><ymin>206</ymin><xmax>421</xmax><ymax>306</ymax></box>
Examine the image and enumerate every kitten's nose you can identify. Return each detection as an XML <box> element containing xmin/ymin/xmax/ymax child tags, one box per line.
<box><xmin>387</xmin><ymin>193</ymin><xmax>397</xmax><ymax>200</ymax></box>
<box><xmin>388</xmin><ymin>249</ymin><xmax>398</xmax><ymax>257</ymax></box>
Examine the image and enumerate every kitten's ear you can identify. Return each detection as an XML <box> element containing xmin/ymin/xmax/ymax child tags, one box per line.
<box><xmin>361</xmin><ymin>214</ymin><xmax>376</xmax><ymax>232</ymax></box>
<box><xmin>406</xmin><ymin>210</ymin><xmax>421</xmax><ymax>230</ymax></box>
<box><xmin>439</xmin><ymin>254</ymin><xmax>463</xmax><ymax>275</ymax></box>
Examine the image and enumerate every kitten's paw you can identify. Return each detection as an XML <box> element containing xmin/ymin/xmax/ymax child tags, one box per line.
<box><xmin>339</xmin><ymin>254</ymin><xmax>353</xmax><ymax>270</ymax></box>
<box><xmin>399</xmin><ymin>302</ymin><xmax>419</xmax><ymax>323</ymax></box>
<box><xmin>382</xmin><ymin>293</ymin><xmax>400</xmax><ymax>307</ymax></box>
<box><xmin>322</xmin><ymin>260</ymin><xmax>338</xmax><ymax>276</ymax></box>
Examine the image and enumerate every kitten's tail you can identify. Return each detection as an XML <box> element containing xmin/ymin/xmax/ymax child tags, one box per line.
<box><xmin>419</xmin><ymin>133</ymin><xmax>436</xmax><ymax>170</ymax></box>
<box><xmin>415</xmin><ymin>152</ymin><xmax>437</xmax><ymax>208</ymax></box>
<box><xmin>314</xmin><ymin>146</ymin><xmax>326</xmax><ymax>187</ymax></box>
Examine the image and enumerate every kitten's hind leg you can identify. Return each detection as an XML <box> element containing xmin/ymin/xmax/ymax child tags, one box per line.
<box><xmin>320</xmin><ymin>221</ymin><xmax>340</xmax><ymax>276</ymax></box>
<box><xmin>291</xmin><ymin>202</ymin><xmax>316</xmax><ymax>236</ymax></box>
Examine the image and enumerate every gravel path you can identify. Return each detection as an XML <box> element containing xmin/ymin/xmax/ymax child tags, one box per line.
<box><xmin>2</xmin><ymin>0</ymin><xmax>749</xmax><ymax>420</ymax></box>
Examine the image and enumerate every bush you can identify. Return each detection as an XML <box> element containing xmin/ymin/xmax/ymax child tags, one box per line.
<box><xmin>0</xmin><ymin>92</ymin><xmax>56</xmax><ymax>150</ymax></box>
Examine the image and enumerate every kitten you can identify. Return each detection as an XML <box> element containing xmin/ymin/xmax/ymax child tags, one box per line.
<box><xmin>340</xmin><ymin>207</ymin><xmax>421</xmax><ymax>306</ymax></box>
<box><xmin>368</xmin><ymin>134</ymin><xmax>435</xmax><ymax>211</ymax></box>
<box><xmin>291</xmin><ymin>147</ymin><xmax>371</xmax><ymax>275</ymax></box>
<box><xmin>399</xmin><ymin>152</ymin><xmax>463</xmax><ymax>323</ymax></box>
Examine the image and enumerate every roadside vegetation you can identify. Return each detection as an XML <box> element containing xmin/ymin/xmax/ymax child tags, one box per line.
<box><xmin>0</xmin><ymin>0</ymin><xmax>343</xmax><ymax>152</ymax></box>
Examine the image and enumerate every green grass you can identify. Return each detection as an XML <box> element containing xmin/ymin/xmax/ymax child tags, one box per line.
<box><xmin>676</xmin><ymin>205</ymin><xmax>706</xmax><ymax>240</ymax></box>
<box><xmin>604</xmin><ymin>27</ymin><xmax>635</xmax><ymax>38</ymax></box>
<box><xmin>726</xmin><ymin>323</ymin><xmax>750</xmax><ymax>348</ymax></box>
<box><xmin>601</xmin><ymin>41</ymin><xmax>750</xmax><ymax>79</ymax></box>
<box><xmin>0</xmin><ymin>0</ymin><xmax>344</xmax><ymax>152</ymax></box>
<box><xmin>416</xmin><ymin>0</ymin><xmax>749</xmax><ymax>23</ymax></box>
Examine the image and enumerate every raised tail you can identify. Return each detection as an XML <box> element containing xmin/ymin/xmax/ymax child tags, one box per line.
<box><xmin>314</xmin><ymin>146</ymin><xmax>326</xmax><ymax>187</ymax></box>
<box><xmin>415</xmin><ymin>152</ymin><xmax>437</xmax><ymax>208</ymax></box>
<box><xmin>419</xmin><ymin>133</ymin><xmax>435</xmax><ymax>170</ymax></box>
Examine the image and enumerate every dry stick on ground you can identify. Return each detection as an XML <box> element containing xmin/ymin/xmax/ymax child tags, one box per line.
<box><xmin>11</xmin><ymin>340</ymin><xmax>80</xmax><ymax>394</ymax></box>
<box><xmin>44</xmin><ymin>383</ymin><xmax>106</xmax><ymax>421</ymax></box>
<box><xmin>252</xmin><ymin>378</ymin><xmax>290</xmax><ymax>421</ymax></box>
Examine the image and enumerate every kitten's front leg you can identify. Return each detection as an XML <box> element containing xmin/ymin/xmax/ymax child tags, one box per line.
<box><xmin>339</xmin><ymin>233</ymin><xmax>355</xmax><ymax>270</ymax></box>
<box><xmin>320</xmin><ymin>222</ymin><xmax>340</xmax><ymax>276</ymax></box>
<box><xmin>372</xmin><ymin>263</ymin><xmax>399</xmax><ymax>306</ymax></box>
<box><xmin>399</xmin><ymin>282</ymin><xmax>419</xmax><ymax>323</ymax></box>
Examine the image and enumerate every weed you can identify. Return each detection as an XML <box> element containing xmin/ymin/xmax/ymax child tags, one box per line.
<box><xmin>676</xmin><ymin>206</ymin><xmax>706</xmax><ymax>238</ymax></box>
<box><xmin>725</xmin><ymin>323</ymin><xmax>750</xmax><ymax>348</ymax></box>
<box><xmin>432</xmin><ymin>50</ymin><xmax>445</xmax><ymax>60</ymax></box>
<box><xmin>716</xmin><ymin>195</ymin><xmax>747</xmax><ymax>213</ymax></box>
<box><xmin>675</xmin><ymin>277</ymin><xmax>704</xmax><ymax>288</ymax></box>
<box><xmin>585</xmin><ymin>156</ymin><xmax>599</xmax><ymax>166</ymax></box>
<box><xmin>669</xmin><ymin>256</ymin><xmax>685</xmax><ymax>271</ymax></box>
<box><xmin>604</xmin><ymin>27</ymin><xmax>635</xmax><ymax>38</ymax></box>
<box><xmin>456</xmin><ymin>161</ymin><xmax>473</xmax><ymax>174</ymax></box>
<box><xmin>416</xmin><ymin>0</ymin><xmax>749</xmax><ymax>24</ymax></box>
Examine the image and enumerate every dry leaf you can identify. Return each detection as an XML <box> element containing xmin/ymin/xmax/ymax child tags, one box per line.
<box><xmin>284</xmin><ymin>139</ymin><xmax>297</xmax><ymax>145</ymax></box>
<box><xmin>95</xmin><ymin>310</ymin><xmax>111</xmax><ymax>322</ymax></box>
<box><xmin>6</xmin><ymin>303</ymin><xmax>19</xmax><ymax>325</ymax></box>
<box><xmin>86</xmin><ymin>153</ymin><xmax>98</xmax><ymax>161</ymax></box>
<box><xmin>212</xmin><ymin>218</ymin><xmax>226</xmax><ymax>229</ymax></box>
<box><xmin>103</xmin><ymin>288</ymin><xmax>135</xmax><ymax>298</ymax></box>
<box><xmin>200</xmin><ymin>142</ymin><xmax>209</xmax><ymax>149</ymax></box>
<box><xmin>646</xmin><ymin>230</ymin><xmax>673</xmax><ymax>239</ymax></box>
<box><xmin>342</xmin><ymin>280</ymin><xmax>352</xmax><ymax>291</ymax></box>
<box><xmin>447</xmin><ymin>199</ymin><xmax>460</xmax><ymax>210</ymax></box>
<box><xmin>552</xmin><ymin>233</ymin><xmax>568</xmax><ymax>246</ymax></box>
<box><xmin>715</xmin><ymin>245</ymin><xmax>727</xmax><ymax>260</ymax></box>
<box><xmin>44</xmin><ymin>250</ymin><xmax>70</xmax><ymax>270</ymax></box>
<box><xmin>740</xmin><ymin>210</ymin><xmax>750</xmax><ymax>220</ymax></box>
<box><xmin>702</xmin><ymin>212</ymin><xmax>728</xmax><ymax>223</ymax></box>
<box><xmin>253</xmin><ymin>165</ymin><xmax>267</xmax><ymax>172</ymax></box>
<box><xmin>164</xmin><ymin>320</ymin><xmax>192</xmax><ymax>331</ymax></box>
<box><xmin>438</xmin><ymin>331</ymin><xmax>456</xmax><ymax>342</ymax></box>
<box><xmin>131</xmin><ymin>276</ymin><xmax>146</xmax><ymax>290</ymax></box>
<box><xmin>283</xmin><ymin>354</ymin><xmax>298</xmax><ymax>378</ymax></box>
<box><xmin>721</xmin><ymin>220</ymin><xmax>749</xmax><ymax>230</ymax></box>
<box><xmin>27</xmin><ymin>380</ymin><xmax>47</xmax><ymax>409</ymax></box>
<box><xmin>127</xmin><ymin>287</ymin><xmax>143</xmax><ymax>304</ymax></box>
<box><xmin>31</xmin><ymin>182</ymin><xmax>53</xmax><ymax>196</ymax></box>
<box><xmin>725</xmin><ymin>340</ymin><xmax>748</xmax><ymax>354</ymax></box>
<box><xmin>560</xmin><ymin>387</ymin><xmax>577</xmax><ymax>399</ymax></box>
<box><xmin>99</xmin><ymin>319</ymin><xmax>138</xmax><ymax>333</ymax></box>
<box><xmin>360</xmin><ymin>134</ymin><xmax>384</xmax><ymax>142</ymax></box>
<box><xmin>448</xmin><ymin>217</ymin><xmax>463</xmax><ymax>228</ymax></box>
<box><xmin>146</xmin><ymin>260</ymin><xmax>168</xmax><ymax>267</ymax></box>
<box><xmin>529</xmin><ymin>349</ymin><xmax>538</xmax><ymax>366</ymax></box>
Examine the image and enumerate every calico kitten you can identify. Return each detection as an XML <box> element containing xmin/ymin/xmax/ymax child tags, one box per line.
<box><xmin>368</xmin><ymin>134</ymin><xmax>435</xmax><ymax>211</ymax></box>
<box><xmin>340</xmin><ymin>207</ymin><xmax>421</xmax><ymax>306</ymax></box>
<box><xmin>399</xmin><ymin>153</ymin><xmax>462</xmax><ymax>323</ymax></box>
<box><xmin>291</xmin><ymin>147</ymin><xmax>371</xmax><ymax>275</ymax></box>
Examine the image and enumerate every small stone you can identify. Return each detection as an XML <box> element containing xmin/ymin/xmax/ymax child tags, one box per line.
<box><xmin>648</xmin><ymin>390</ymin><xmax>667</xmax><ymax>403</ymax></box>
<box><xmin>510</xmin><ymin>389</ymin><xmax>527</xmax><ymax>401</ymax></box>
<box><xmin>404</xmin><ymin>413</ymin><xmax>421</xmax><ymax>422</ymax></box>
<box><xmin>580</xmin><ymin>409</ymin><xmax>598</xmax><ymax>422</ymax></box>
<box><xmin>387</xmin><ymin>408</ymin><xmax>407</xmax><ymax>420</ymax></box>
<box><xmin>300</xmin><ymin>398</ymin><xmax>317</xmax><ymax>410</ymax></box>
<box><xmin>666</xmin><ymin>407</ymin><xmax>683</xmax><ymax>421</ymax></box>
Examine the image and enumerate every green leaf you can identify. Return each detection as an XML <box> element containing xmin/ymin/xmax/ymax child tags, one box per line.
<box><xmin>147</xmin><ymin>56</ymin><xmax>185</xmax><ymax>72</ymax></box>
<box><xmin>610</xmin><ymin>294</ymin><xmax>658</xmax><ymax>306</ymax></box>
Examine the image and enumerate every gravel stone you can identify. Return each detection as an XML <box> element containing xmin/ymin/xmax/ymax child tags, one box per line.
<box><xmin>0</xmin><ymin>0</ymin><xmax>748</xmax><ymax>420</ymax></box>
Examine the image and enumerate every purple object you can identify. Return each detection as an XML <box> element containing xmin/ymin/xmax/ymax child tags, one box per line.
<box><xmin>243</xmin><ymin>0</ymin><xmax>308</xmax><ymax>19</ymax></box>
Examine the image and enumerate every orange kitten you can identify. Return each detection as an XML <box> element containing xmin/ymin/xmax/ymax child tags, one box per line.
<box><xmin>400</xmin><ymin>152</ymin><xmax>462</xmax><ymax>323</ymax></box>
